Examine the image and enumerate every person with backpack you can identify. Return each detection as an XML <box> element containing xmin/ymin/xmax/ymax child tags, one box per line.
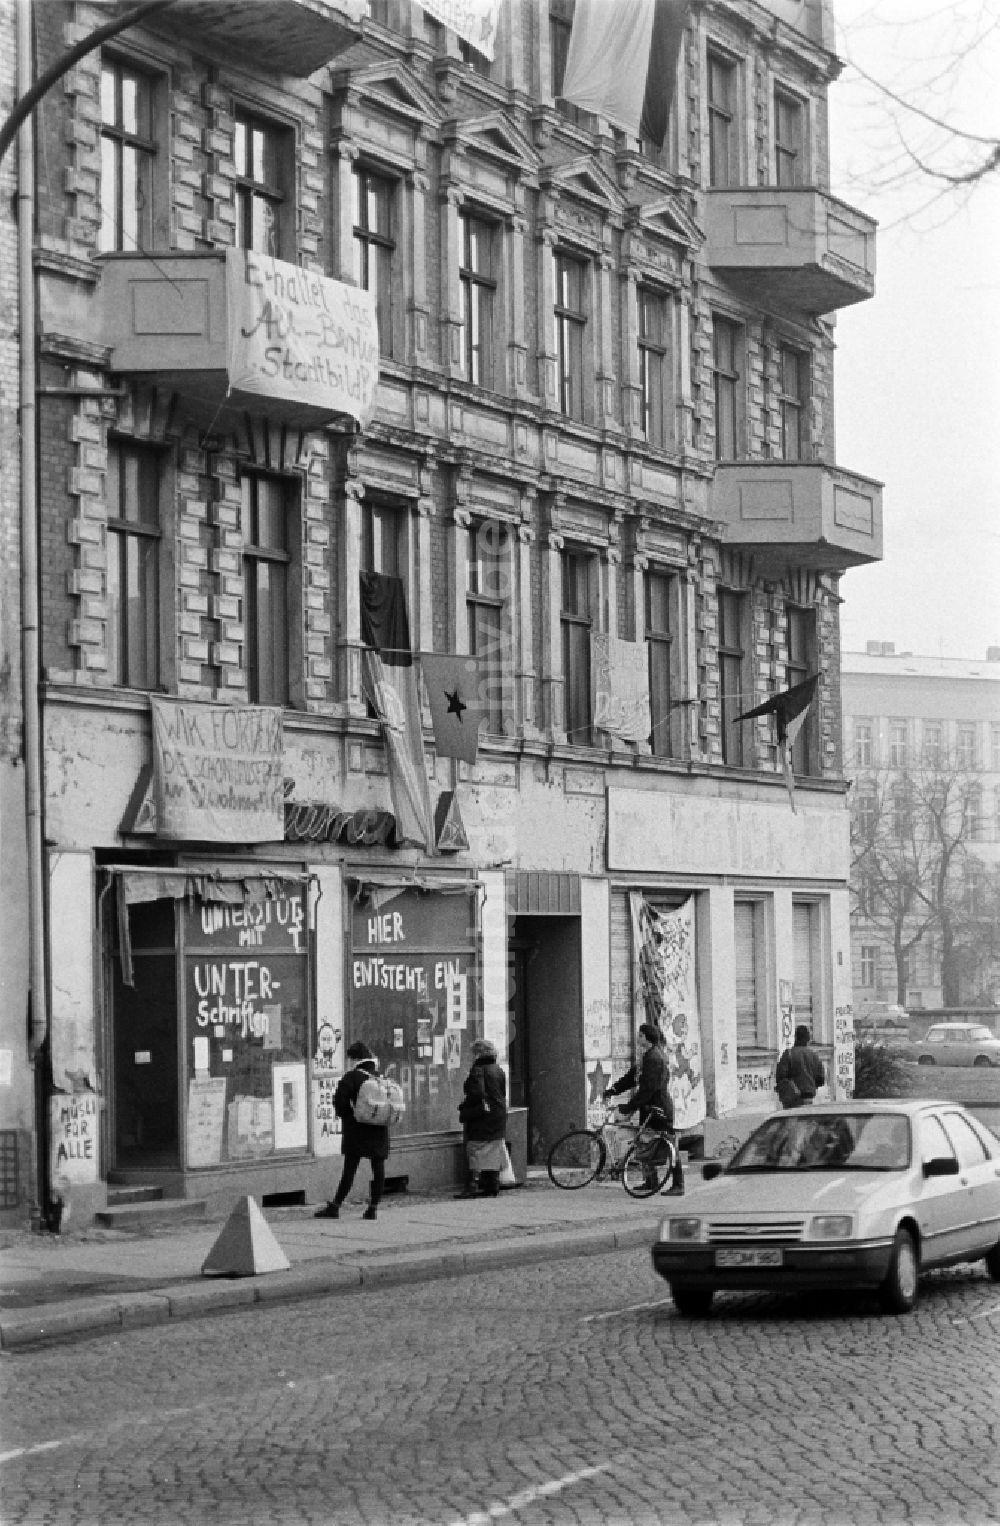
<box><xmin>605</xmin><ymin>1023</ymin><xmax>684</xmax><ymax>1195</ymax></box>
<box><xmin>455</xmin><ymin>1037</ymin><xmax>508</xmax><ymax>1198</ymax></box>
<box><xmin>314</xmin><ymin>1041</ymin><xmax>391</xmax><ymax>1221</ymax></box>
<box><xmin>775</xmin><ymin>1025</ymin><xmax>826</xmax><ymax>1108</ymax></box>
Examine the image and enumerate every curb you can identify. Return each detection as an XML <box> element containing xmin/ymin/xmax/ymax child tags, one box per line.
<box><xmin>0</xmin><ymin>1217</ymin><xmax>661</xmax><ymax>1351</ymax></box>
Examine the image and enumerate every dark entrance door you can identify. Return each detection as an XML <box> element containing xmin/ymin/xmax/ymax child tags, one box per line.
<box><xmin>509</xmin><ymin>915</ymin><xmax>583</xmax><ymax>1163</ymax></box>
<box><xmin>110</xmin><ymin>899</ymin><xmax>180</xmax><ymax>1169</ymax></box>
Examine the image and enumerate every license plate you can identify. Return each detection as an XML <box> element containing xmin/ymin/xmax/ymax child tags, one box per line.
<box><xmin>715</xmin><ymin>1247</ymin><xmax>783</xmax><ymax>1268</ymax></box>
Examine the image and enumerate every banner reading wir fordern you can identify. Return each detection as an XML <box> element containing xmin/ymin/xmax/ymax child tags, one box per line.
<box><xmin>151</xmin><ymin>697</ymin><xmax>284</xmax><ymax>843</ymax></box>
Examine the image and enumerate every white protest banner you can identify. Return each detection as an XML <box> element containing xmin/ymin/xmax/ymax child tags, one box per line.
<box><xmin>151</xmin><ymin>697</ymin><xmax>284</xmax><ymax>842</ymax></box>
<box><xmin>415</xmin><ymin>0</ymin><xmax>502</xmax><ymax>59</ymax></box>
<box><xmin>226</xmin><ymin>251</ymin><xmax>379</xmax><ymax>428</ymax></box>
<box><xmin>629</xmin><ymin>892</ymin><xmax>707</xmax><ymax>1130</ymax></box>
<box><xmin>592</xmin><ymin>633</ymin><xmax>651</xmax><ymax>743</ymax></box>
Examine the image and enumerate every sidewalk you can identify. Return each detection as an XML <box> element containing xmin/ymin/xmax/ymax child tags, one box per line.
<box><xmin>0</xmin><ymin>1172</ymin><xmax>675</xmax><ymax>1351</ymax></box>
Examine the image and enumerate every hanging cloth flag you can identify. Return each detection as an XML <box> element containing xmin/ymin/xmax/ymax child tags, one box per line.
<box><xmin>560</xmin><ymin>0</ymin><xmax>688</xmax><ymax>147</ymax></box>
<box><xmin>733</xmin><ymin>672</ymin><xmax>820</xmax><ymax>814</ymax></box>
<box><xmin>421</xmin><ymin>652</ymin><xmax>484</xmax><ymax>764</ymax></box>
<box><xmin>415</xmin><ymin>0</ymin><xmax>503</xmax><ymax>60</ymax></box>
<box><xmin>359</xmin><ymin>572</ymin><xmax>436</xmax><ymax>853</ymax></box>
<box><xmin>591</xmin><ymin>632</ymin><xmax>651</xmax><ymax>744</ymax></box>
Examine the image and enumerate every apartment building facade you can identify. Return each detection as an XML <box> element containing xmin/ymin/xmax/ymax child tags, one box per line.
<box><xmin>5</xmin><ymin>0</ymin><xmax>881</xmax><ymax>1223</ymax></box>
<box><xmin>844</xmin><ymin>645</ymin><xmax>1000</xmax><ymax>1015</ymax></box>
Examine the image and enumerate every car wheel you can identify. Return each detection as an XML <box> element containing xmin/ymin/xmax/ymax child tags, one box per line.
<box><xmin>985</xmin><ymin>1242</ymin><xmax>1000</xmax><ymax>1282</ymax></box>
<box><xmin>917</xmin><ymin>1055</ymin><xmax>934</xmax><ymax>1065</ymax></box>
<box><xmin>879</xmin><ymin>1228</ymin><xmax>919</xmax><ymax>1314</ymax></box>
<box><xmin>973</xmin><ymin>1056</ymin><xmax>992</xmax><ymax>1068</ymax></box>
<box><xmin>670</xmin><ymin>1284</ymin><xmax>714</xmax><ymax>1318</ymax></box>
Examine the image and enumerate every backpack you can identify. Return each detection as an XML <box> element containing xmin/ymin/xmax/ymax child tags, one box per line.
<box><xmin>353</xmin><ymin>1074</ymin><xmax>405</xmax><ymax>1127</ymax></box>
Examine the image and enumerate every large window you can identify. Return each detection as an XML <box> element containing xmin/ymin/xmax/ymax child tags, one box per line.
<box><xmin>353</xmin><ymin>168</ymin><xmax>395</xmax><ymax>357</ymax></box>
<box><xmin>786</xmin><ymin>606</ymin><xmax>816</xmax><ymax>775</ymax></box>
<box><xmin>99</xmin><ymin>57</ymin><xmax>155</xmax><ymax>253</ymax></box>
<box><xmin>992</xmin><ymin>725</ymin><xmax>1000</xmax><ymax>773</ymax></box>
<box><xmin>957</xmin><ymin>724</ymin><xmax>977</xmax><ymax>770</ymax></box>
<box><xmin>792</xmin><ymin>900</ymin><xmax>821</xmax><ymax>1034</ymax></box>
<box><xmin>361</xmin><ymin>500</ymin><xmax>408</xmax><ymax>582</ymax></box>
<box><xmin>888</xmin><ymin>721</ymin><xmax>909</xmax><ymax>769</ymax></box>
<box><xmin>774</xmin><ymin>89</ymin><xmax>805</xmax><ymax>186</ymax></box>
<box><xmin>923</xmin><ymin>722</ymin><xmax>943</xmax><ymax>767</ymax></box>
<box><xmin>553</xmin><ymin>251</ymin><xmax>587</xmax><ymax>421</ymax></box>
<box><xmin>719</xmin><ymin>588</ymin><xmax>747</xmax><ymax>766</ymax></box>
<box><xmin>550</xmin><ymin>0</ymin><xmax>583</xmax><ymax>125</ymax></box>
<box><xmin>735</xmin><ymin>900</ymin><xmax>767</xmax><ymax>1048</ymax></box>
<box><xmin>234</xmin><ymin>112</ymin><xmax>285</xmax><ymax>256</ymax></box>
<box><xmin>459</xmin><ymin>213</ymin><xmax>496</xmax><ymax>387</ymax></box>
<box><xmin>856</xmin><ymin>790</ymin><xmax>876</xmax><ymax>838</ymax></box>
<box><xmin>241</xmin><ymin>473</ymin><xmax>295</xmax><ymax>706</ymax></box>
<box><xmin>562</xmin><ymin>550</ymin><xmax>595</xmax><ymax>745</ymax></box>
<box><xmin>467</xmin><ymin>522</ymin><xmax>509</xmax><ymax>736</ymax></box>
<box><xmin>860</xmin><ymin>945</ymin><xmax>878</xmax><ymax>988</ymax></box>
<box><xmin>778</xmin><ymin>346</ymin><xmax>809</xmax><ymax>460</ymax></box>
<box><xmin>106</xmin><ymin>441</ymin><xmax>161</xmax><ymax>688</ymax></box>
<box><xmin>712</xmin><ymin>315</ymin><xmax>742</xmax><ymax>460</ymax></box>
<box><xmin>637</xmin><ymin>288</ymin><xmax>671</xmax><ymax>447</ymax></box>
<box><xmin>854</xmin><ymin>719</ymin><xmax>873</xmax><ymax>768</ymax></box>
<box><xmin>707</xmin><ymin>51</ymin><xmax>738</xmax><ymax>187</ymax></box>
<box><xmin>645</xmin><ymin>568</ymin><xmax>674</xmax><ymax>759</ymax></box>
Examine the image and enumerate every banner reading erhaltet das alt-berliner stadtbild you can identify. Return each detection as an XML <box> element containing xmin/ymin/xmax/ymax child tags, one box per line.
<box><xmin>226</xmin><ymin>251</ymin><xmax>379</xmax><ymax>428</ymax></box>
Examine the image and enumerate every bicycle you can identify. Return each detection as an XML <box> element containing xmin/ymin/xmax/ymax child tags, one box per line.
<box><xmin>547</xmin><ymin>1104</ymin><xmax>679</xmax><ymax>1199</ymax></box>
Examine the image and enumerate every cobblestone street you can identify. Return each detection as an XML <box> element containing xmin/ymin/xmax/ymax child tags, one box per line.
<box><xmin>1</xmin><ymin>1245</ymin><xmax>997</xmax><ymax>1526</ymax></box>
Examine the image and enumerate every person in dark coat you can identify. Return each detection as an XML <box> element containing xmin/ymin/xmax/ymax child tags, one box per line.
<box><xmin>455</xmin><ymin>1037</ymin><xmax>508</xmax><ymax>1198</ymax></box>
<box><xmin>314</xmin><ymin>1041</ymin><xmax>390</xmax><ymax>1221</ymax></box>
<box><xmin>775</xmin><ymin>1025</ymin><xmax>826</xmax><ymax>1108</ymax></box>
<box><xmin>605</xmin><ymin>1022</ymin><xmax>684</xmax><ymax>1194</ymax></box>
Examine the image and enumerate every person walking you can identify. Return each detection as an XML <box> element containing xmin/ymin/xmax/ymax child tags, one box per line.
<box><xmin>775</xmin><ymin>1024</ymin><xmax>826</xmax><ymax>1108</ymax></box>
<box><xmin>455</xmin><ymin>1037</ymin><xmax>508</xmax><ymax>1198</ymax></box>
<box><xmin>605</xmin><ymin>1022</ymin><xmax>684</xmax><ymax>1195</ymax></box>
<box><xmin>314</xmin><ymin>1041</ymin><xmax>390</xmax><ymax>1221</ymax></box>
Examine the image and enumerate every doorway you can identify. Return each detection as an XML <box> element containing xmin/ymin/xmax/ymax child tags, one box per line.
<box><xmin>109</xmin><ymin>899</ymin><xmax>180</xmax><ymax>1170</ymax></box>
<box><xmin>508</xmin><ymin>915</ymin><xmax>582</xmax><ymax>1163</ymax></box>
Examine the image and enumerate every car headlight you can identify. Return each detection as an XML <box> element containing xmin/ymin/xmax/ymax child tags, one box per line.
<box><xmin>809</xmin><ymin>1214</ymin><xmax>853</xmax><ymax>1240</ymax></box>
<box><xmin>666</xmin><ymin>1217</ymin><xmax>703</xmax><ymax>1241</ymax></box>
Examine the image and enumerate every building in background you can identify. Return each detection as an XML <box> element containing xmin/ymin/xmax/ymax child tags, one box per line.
<box><xmin>5</xmin><ymin>0</ymin><xmax>880</xmax><ymax>1225</ymax></box>
<box><xmin>844</xmin><ymin>643</ymin><xmax>1000</xmax><ymax>1015</ymax></box>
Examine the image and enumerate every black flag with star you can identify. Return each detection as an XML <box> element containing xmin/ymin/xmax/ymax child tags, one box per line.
<box><xmin>421</xmin><ymin>653</ymin><xmax>484</xmax><ymax>764</ymax></box>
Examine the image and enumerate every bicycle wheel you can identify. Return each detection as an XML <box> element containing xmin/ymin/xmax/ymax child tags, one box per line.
<box><xmin>622</xmin><ymin>1138</ymin><xmax>674</xmax><ymax>1199</ymax></box>
<box><xmin>548</xmin><ymin>1130</ymin><xmax>606</xmax><ymax>1189</ymax></box>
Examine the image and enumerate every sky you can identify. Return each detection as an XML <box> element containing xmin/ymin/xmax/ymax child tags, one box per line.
<box><xmin>825</xmin><ymin>1</ymin><xmax>1000</xmax><ymax>662</ymax></box>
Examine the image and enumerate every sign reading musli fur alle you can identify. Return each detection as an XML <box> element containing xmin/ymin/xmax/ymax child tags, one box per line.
<box><xmin>629</xmin><ymin>892</ymin><xmax>707</xmax><ymax>1131</ymax></box>
<box><xmin>151</xmin><ymin>697</ymin><xmax>284</xmax><ymax>842</ymax></box>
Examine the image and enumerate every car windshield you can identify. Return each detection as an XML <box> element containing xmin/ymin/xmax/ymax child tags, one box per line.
<box><xmin>728</xmin><ymin>1114</ymin><xmax>911</xmax><ymax>1173</ymax></box>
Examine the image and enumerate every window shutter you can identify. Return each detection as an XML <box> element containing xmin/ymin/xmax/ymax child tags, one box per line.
<box><xmin>734</xmin><ymin>901</ymin><xmax>759</xmax><ymax>1047</ymax></box>
<box><xmin>793</xmin><ymin>903</ymin><xmax>815</xmax><ymax>1023</ymax></box>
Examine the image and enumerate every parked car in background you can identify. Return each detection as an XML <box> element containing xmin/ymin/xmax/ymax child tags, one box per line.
<box><xmin>651</xmin><ymin>1101</ymin><xmax>1000</xmax><ymax>1316</ymax></box>
<box><xmin>913</xmin><ymin>1023</ymin><xmax>1000</xmax><ymax>1068</ymax></box>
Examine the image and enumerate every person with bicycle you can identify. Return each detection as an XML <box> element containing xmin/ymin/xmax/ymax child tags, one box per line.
<box><xmin>604</xmin><ymin>1023</ymin><xmax>684</xmax><ymax>1195</ymax></box>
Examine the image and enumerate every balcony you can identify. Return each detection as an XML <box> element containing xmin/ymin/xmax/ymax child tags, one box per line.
<box><xmin>704</xmin><ymin>187</ymin><xmax>876</xmax><ymax>314</ymax></box>
<box><xmin>148</xmin><ymin>0</ymin><xmax>365</xmax><ymax>75</ymax></box>
<box><xmin>711</xmin><ymin>461</ymin><xmax>883</xmax><ymax>572</ymax></box>
<box><xmin>97</xmin><ymin>252</ymin><xmax>378</xmax><ymax>432</ymax></box>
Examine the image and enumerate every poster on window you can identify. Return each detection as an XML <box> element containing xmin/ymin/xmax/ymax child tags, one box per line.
<box><xmin>629</xmin><ymin>892</ymin><xmax>706</xmax><ymax>1130</ymax></box>
<box><xmin>151</xmin><ymin>696</ymin><xmax>284</xmax><ymax>843</ymax></box>
<box><xmin>592</xmin><ymin>633</ymin><xmax>651</xmax><ymax>744</ymax></box>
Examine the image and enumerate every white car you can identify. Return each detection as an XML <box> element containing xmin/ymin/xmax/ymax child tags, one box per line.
<box><xmin>913</xmin><ymin>1022</ymin><xmax>1000</xmax><ymax>1068</ymax></box>
<box><xmin>651</xmin><ymin>1100</ymin><xmax>1000</xmax><ymax>1316</ymax></box>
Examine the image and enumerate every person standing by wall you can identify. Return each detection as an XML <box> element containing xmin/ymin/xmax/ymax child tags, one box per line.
<box><xmin>775</xmin><ymin>1025</ymin><xmax>826</xmax><ymax>1108</ymax></box>
<box><xmin>315</xmin><ymin>1041</ymin><xmax>390</xmax><ymax>1221</ymax></box>
<box><xmin>605</xmin><ymin>1023</ymin><xmax>685</xmax><ymax>1195</ymax></box>
<box><xmin>455</xmin><ymin>1038</ymin><xmax>508</xmax><ymax>1198</ymax></box>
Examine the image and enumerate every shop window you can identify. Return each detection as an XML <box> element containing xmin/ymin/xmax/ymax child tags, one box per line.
<box><xmin>99</xmin><ymin>56</ymin><xmax>156</xmax><ymax>253</ymax></box>
<box><xmin>460</xmin><ymin>212</ymin><xmax>497</xmax><ymax>388</ymax></box>
<box><xmin>467</xmin><ymin>521</ymin><xmax>510</xmax><ymax>735</ymax></box>
<box><xmin>888</xmin><ymin>720</ymin><xmax>909</xmax><ymax>768</ymax></box>
<box><xmin>241</xmin><ymin>472</ymin><xmax>298</xmax><ymax>706</ymax></box>
<box><xmin>562</xmin><ymin>548</ymin><xmax>596</xmax><ymax>745</ymax></box>
<box><xmin>350</xmin><ymin>887</ymin><xmax>482</xmax><ymax>1136</ymax></box>
<box><xmin>778</xmin><ymin>345</ymin><xmax>809</xmax><ymax>460</ymax></box>
<box><xmin>234</xmin><ymin>111</ymin><xmax>289</xmax><ymax>257</ymax></box>
<box><xmin>353</xmin><ymin>166</ymin><xmax>396</xmax><ymax>358</ymax></box>
<box><xmin>553</xmin><ymin>250</ymin><xmax>587</xmax><ymax>421</ymax></box>
<box><xmin>792</xmin><ymin>899</ymin><xmax>822</xmax><ymax>1034</ymax></box>
<box><xmin>854</xmin><ymin>719</ymin><xmax>873</xmax><ymax>768</ymax></box>
<box><xmin>637</xmin><ymin>287</ymin><xmax>672</xmax><ymax>447</ymax></box>
<box><xmin>719</xmin><ymin>588</ymin><xmax>748</xmax><ymax>766</ymax></box>
<box><xmin>860</xmin><ymin>944</ymin><xmax>878</xmax><ymax>988</ymax></box>
<box><xmin>735</xmin><ymin>899</ymin><xmax>767</xmax><ymax>1047</ymax></box>
<box><xmin>707</xmin><ymin>49</ymin><xmax>738</xmax><ymax>187</ymax></box>
<box><xmin>644</xmin><ymin>567</ymin><xmax>675</xmax><ymax>759</ymax></box>
<box><xmin>786</xmin><ymin>606</ymin><xmax>817</xmax><ymax>775</ymax></box>
<box><xmin>712</xmin><ymin>315</ymin><xmax>743</xmax><ymax>460</ymax></box>
<box><xmin>774</xmin><ymin>88</ymin><xmax>805</xmax><ymax>186</ymax></box>
<box><xmin>106</xmin><ymin>439</ymin><xmax>162</xmax><ymax>690</ymax></box>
